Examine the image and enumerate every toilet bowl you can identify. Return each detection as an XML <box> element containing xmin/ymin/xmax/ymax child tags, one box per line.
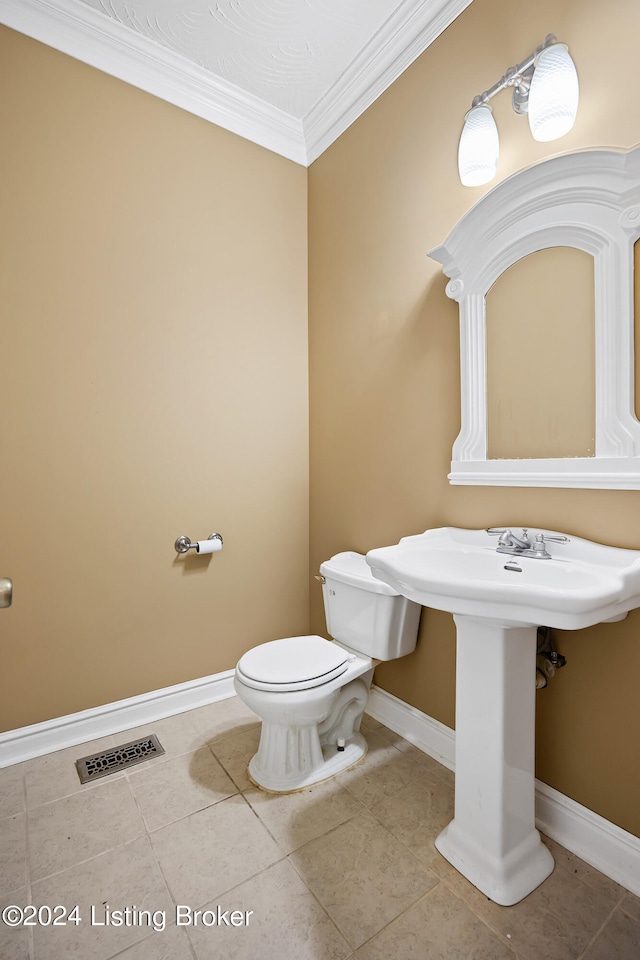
<box><xmin>234</xmin><ymin>551</ymin><xmax>421</xmax><ymax>793</ymax></box>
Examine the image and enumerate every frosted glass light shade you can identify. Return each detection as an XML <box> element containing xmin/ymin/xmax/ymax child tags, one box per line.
<box><xmin>458</xmin><ymin>105</ymin><xmax>499</xmax><ymax>187</ymax></box>
<box><xmin>528</xmin><ymin>44</ymin><xmax>579</xmax><ymax>142</ymax></box>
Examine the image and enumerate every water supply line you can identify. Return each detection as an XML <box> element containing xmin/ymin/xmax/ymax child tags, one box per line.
<box><xmin>536</xmin><ymin>626</ymin><xmax>567</xmax><ymax>688</ymax></box>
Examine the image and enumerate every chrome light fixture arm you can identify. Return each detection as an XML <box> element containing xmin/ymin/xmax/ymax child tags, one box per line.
<box><xmin>469</xmin><ymin>34</ymin><xmax>557</xmax><ymax>115</ymax></box>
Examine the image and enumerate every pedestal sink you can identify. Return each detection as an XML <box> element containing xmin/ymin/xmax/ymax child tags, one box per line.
<box><xmin>366</xmin><ymin>527</ymin><xmax>640</xmax><ymax>905</ymax></box>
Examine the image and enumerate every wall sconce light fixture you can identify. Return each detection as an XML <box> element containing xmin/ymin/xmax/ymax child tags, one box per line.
<box><xmin>458</xmin><ymin>34</ymin><xmax>579</xmax><ymax>187</ymax></box>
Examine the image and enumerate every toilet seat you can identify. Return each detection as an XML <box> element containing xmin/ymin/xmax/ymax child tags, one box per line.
<box><xmin>236</xmin><ymin>635</ymin><xmax>350</xmax><ymax>692</ymax></box>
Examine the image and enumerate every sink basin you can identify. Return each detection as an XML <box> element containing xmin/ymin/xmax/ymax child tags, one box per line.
<box><xmin>366</xmin><ymin>526</ymin><xmax>640</xmax><ymax>629</ymax></box>
<box><xmin>365</xmin><ymin>527</ymin><xmax>640</xmax><ymax>906</ymax></box>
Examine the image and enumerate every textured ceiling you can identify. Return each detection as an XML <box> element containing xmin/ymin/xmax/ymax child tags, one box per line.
<box><xmin>3</xmin><ymin>0</ymin><xmax>471</xmax><ymax>162</ymax></box>
<box><xmin>76</xmin><ymin>0</ymin><xmax>407</xmax><ymax>119</ymax></box>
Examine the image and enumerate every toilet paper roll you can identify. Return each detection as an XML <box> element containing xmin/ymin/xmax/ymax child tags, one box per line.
<box><xmin>195</xmin><ymin>537</ymin><xmax>223</xmax><ymax>554</ymax></box>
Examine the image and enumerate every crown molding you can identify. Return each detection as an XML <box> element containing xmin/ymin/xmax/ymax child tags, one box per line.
<box><xmin>1</xmin><ymin>0</ymin><xmax>307</xmax><ymax>163</ymax></box>
<box><xmin>1</xmin><ymin>0</ymin><xmax>472</xmax><ymax>166</ymax></box>
<box><xmin>303</xmin><ymin>0</ymin><xmax>473</xmax><ymax>164</ymax></box>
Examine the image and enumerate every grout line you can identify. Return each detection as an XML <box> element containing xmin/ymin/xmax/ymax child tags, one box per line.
<box><xmin>439</xmin><ymin>876</ymin><xmax>523</xmax><ymax>956</ymax></box>
<box><xmin>350</xmin><ymin>884</ymin><xmax>453</xmax><ymax>955</ymax></box>
<box><xmin>575</xmin><ymin>893</ymin><xmax>626</xmax><ymax>960</ymax></box>
<box><xmin>285</xmin><ymin>851</ymin><xmax>359</xmax><ymax>952</ymax></box>
<box><xmin>23</xmin><ymin>780</ymin><xmax>34</xmax><ymax>960</ymax></box>
<box><xmin>29</xmin><ymin>832</ymin><xmax>148</xmax><ymax>889</ymax></box>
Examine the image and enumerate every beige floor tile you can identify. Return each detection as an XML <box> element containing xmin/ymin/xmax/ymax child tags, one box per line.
<box><xmin>542</xmin><ymin>836</ymin><xmax>626</xmax><ymax>906</ymax></box>
<box><xmin>371</xmin><ymin>770</ymin><xmax>456</xmax><ymax>877</ymax></box>
<box><xmin>151</xmin><ymin>794</ymin><xmax>282</xmax><ymax>908</ymax></box>
<box><xmin>336</xmin><ymin>731</ymin><xmax>435</xmax><ymax>808</ymax></box>
<box><xmin>0</xmin><ymin>886</ymin><xmax>30</xmax><ymax>960</ymax></box>
<box><xmin>437</xmin><ymin>763</ymin><xmax>455</xmax><ymax>789</ymax></box>
<box><xmin>356</xmin><ymin>882</ymin><xmax>516</xmax><ymax>960</ymax></box>
<box><xmin>364</xmin><ymin>724</ymin><xmax>412</xmax><ymax>749</ymax></box>
<box><xmin>30</xmin><ymin>835</ymin><xmax>174</xmax><ymax>960</ymax></box>
<box><xmin>525</xmin><ymin>852</ymin><xmax>621</xmax><ymax>922</ymax></box>
<box><xmin>187</xmin><ymin>699</ymin><xmax>260</xmax><ymax>746</ymax></box>
<box><xmin>388</xmin><ymin>735</ymin><xmax>456</xmax><ymax>785</ymax></box>
<box><xmin>209</xmin><ymin>725</ymin><xmax>261</xmax><ymax>792</ymax></box>
<box><xmin>360</xmin><ymin>713</ymin><xmax>383</xmax><ymax>734</ymax></box>
<box><xmin>4</xmin><ymin>695</ymin><xmax>636</xmax><ymax>960</ymax></box>
<box><xmin>111</xmin><ymin>924</ymin><xmax>196</xmax><ymax>960</ymax></box>
<box><xmin>244</xmin><ymin>778</ymin><xmax>364</xmax><ymax>854</ymax></box>
<box><xmin>444</xmin><ymin>858</ymin><xmax>618</xmax><ymax>960</ymax></box>
<box><xmin>581</xmin><ymin>903</ymin><xmax>640</xmax><ymax>960</ymax></box>
<box><xmin>24</xmin><ymin>736</ymin><xmax>118</xmax><ymax>808</ymax></box>
<box><xmin>363</xmin><ymin>723</ymin><xmax>452</xmax><ymax>778</ymax></box>
<box><xmin>0</xmin><ymin>764</ymin><xmax>26</xmax><ymax>819</ymax></box>
<box><xmin>0</xmin><ymin>814</ymin><xmax>27</xmax><ymax>897</ymax></box>
<box><xmin>186</xmin><ymin>859</ymin><xmax>351</xmax><ymax>960</ymax></box>
<box><xmin>391</xmin><ymin>740</ymin><xmax>452</xmax><ymax>778</ymax></box>
<box><xmin>128</xmin><ymin>746</ymin><xmax>237</xmax><ymax>831</ymax></box>
<box><xmin>290</xmin><ymin>810</ymin><xmax>438</xmax><ymax>949</ymax></box>
<box><xmin>115</xmin><ymin>713</ymin><xmax>206</xmax><ymax>768</ymax></box>
<box><xmin>620</xmin><ymin>891</ymin><xmax>640</xmax><ymax>922</ymax></box>
<box><xmin>28</xmin><ymin>778</ymin><xmax>146</xmax><ymax>881</ymax></box>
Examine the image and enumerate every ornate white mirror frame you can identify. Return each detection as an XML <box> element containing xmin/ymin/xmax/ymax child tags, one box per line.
<box><xmin>429</xmin><ymin>145</ymin><xmax>640</xmax><ymax>488</ymax></box>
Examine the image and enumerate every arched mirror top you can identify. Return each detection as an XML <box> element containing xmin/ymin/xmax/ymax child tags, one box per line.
<box><xmin>428</xmin><ymin>145</ymin><xmax>640</xmax><ymax>488</ymax></box>
<box><xmin>431</xmin><ymin>147</ymin><xmax>640</xmax><ymax>299</ymax></box>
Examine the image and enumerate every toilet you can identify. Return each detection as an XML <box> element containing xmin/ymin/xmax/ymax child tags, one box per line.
<box><xmin>234</xmin><ymin>551</ymin><xmax>421</xmax><ymax>793</ymax></box>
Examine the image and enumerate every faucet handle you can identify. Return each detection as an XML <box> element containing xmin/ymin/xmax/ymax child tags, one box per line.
<box><xmin>486</xmin><ymin>527</ymin><xmax>530</xmax><ymax>545</ymax></box>
<box><xmin>532</xmin><ymin>533</ymin><xmax>570</xmax><ymax>557</ymax></box>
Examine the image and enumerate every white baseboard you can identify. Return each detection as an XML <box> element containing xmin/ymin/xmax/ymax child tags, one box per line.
<box><xmin>0</xmin><ymin>670</ymin><xmax>235</xmax><ymax>767</ymax></box>
<box><xmin>534</xmin><ymin>780</ymin><xmax>640</xmax><ymax>897</ymax></box>
<box><xmin>367</xmin><ymin>684</ymin><xmax>456</xmax><ymax>770</ymax></box>
<box><xmin>367</xmin><ymin>684</ymin><xmax>640</xmax><ymax>898</ymax></box>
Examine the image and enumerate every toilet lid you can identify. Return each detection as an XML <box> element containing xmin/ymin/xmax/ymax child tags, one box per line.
<box><xmin>237</xmin><ymin>635</ymin><xmax>350</xmax><ymax>691</ymax></box>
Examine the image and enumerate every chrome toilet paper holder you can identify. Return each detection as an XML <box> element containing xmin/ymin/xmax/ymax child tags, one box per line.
<box><xmin>174</xmin><ymin>533</ymin><xmax>223</xmax><ymax>554</ymax></box>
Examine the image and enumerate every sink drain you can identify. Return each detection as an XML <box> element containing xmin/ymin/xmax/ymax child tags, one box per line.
<box><xmin>75</xmin><ymin>734</ymin><xmax>164</xmax><ymax>783</ymax></box>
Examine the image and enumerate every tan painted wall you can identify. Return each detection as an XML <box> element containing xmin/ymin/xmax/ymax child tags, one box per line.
<box><xmin>0</xmin><ymin>27</ymin><xmax>309</xmax><ymax>731</ymax></box>
<box><xmin>309</xmin><ymin>0</ymin><xmax>640</xmax><ymax>837</ymax></box>
<box><xmin>487</xmin><ymin>247</ymin><xmax>596</xmax><ymax>459</ymax></box>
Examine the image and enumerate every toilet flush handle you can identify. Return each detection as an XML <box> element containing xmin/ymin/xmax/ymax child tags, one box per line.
<box><xmin>314</xmin><ymin>575</ymin><xmax>326</xmax><ymax>584</ymax></box>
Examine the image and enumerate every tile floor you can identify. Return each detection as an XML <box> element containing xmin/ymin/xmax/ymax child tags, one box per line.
<box><xmin>1</xmin><ymin>697</ymin><xmax>639</xmax><ymax>960</ymax></box>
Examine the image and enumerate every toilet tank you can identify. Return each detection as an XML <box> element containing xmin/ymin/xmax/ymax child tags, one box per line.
<box><xmin>319</xmin><ymin>552</ymin><xmax>421</xmax><ymax>660</ymax></box>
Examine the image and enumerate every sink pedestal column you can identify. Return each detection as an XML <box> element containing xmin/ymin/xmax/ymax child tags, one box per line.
<box><xmin>435</xmin><ymin>615</ymin><xmax>554</xmax><ymax>905</ymax></box>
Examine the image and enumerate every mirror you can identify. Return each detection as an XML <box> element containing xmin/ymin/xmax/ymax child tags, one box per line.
<box><xmin>428</xmin><ymin>146</ymin><xmax>640</xmax><ymax>488</ymax></box>
<box><xmin>486</xmin><ymin>247</ymin><xmax>595</xmax><ymax>460</ymax></box>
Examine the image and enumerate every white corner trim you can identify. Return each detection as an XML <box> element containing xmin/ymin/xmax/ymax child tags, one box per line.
<box><xmin>366</xmin><ymin>683</ymin><xmax>640</xmax><ymax>897</ymax></box>
<box><xmin>303</xmin><ymin>0</ymin><xmax>473</xmax><ymax>164</ymax></box>
<box><xmin>2</xmin><ymin>0</ymin><xmax>472</xmax><ymax>166</ymax></box>
<box><xmin>1</xmin><ymin>0</ymin><xmax>307</xmax><ymax>164</ymax></box>
<box><xmin>0</xmin><ymin>669</ymin><xmax>235</xmax><ymax>767</ymax></box>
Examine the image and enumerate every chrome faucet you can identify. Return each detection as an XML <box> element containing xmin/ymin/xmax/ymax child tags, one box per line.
<box><xmin>486</xmin><ymin>528</ymin><xmax>570</xmax><ymax>559</ymax></box>
<box><xmin>498</xmin><ymin>528</ymin><xmax>531</xmax><ymax>551</ymax></box>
